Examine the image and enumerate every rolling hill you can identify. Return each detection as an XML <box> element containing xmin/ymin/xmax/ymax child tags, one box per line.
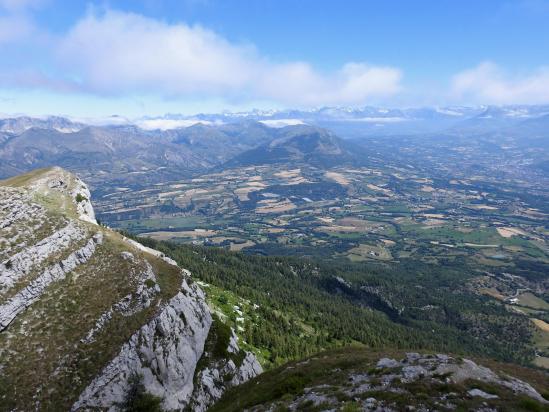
<box><xmin>224</xmin><ymin>125</ymin><xmax>368</xmax><ymax>168</ymax></box>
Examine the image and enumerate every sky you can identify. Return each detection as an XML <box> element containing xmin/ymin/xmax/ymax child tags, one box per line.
<box><xmin>0</xmin><ymin>0</ymin><xmax>549</xmax><ymax>118</ymax></box>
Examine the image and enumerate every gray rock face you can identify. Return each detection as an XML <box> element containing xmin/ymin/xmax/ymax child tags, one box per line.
<box><xmin>0</xmin><ymin>187</ymin><xmax>51</xmax><ymax>261</ymax></box>
<box><xmin>468</xmin><ymin>389</ymin><xmax>499</xmax><ymax>399</ymax></box>
<box><xmin>434</xmin><ymin>358</ymin><xmax>547</xmax><ymax>403</ymax></box>
<box><xmin>73</xmin><ymin>277</ymin><xmax>211</xmax><ymax>411</ymax></box>
<box><xmin>0</xmin><ymin>232</ymin><xmax>102</xmax><ymax>331</ymax></box>
<box><xmin>27</xmin><ymin>166</ymin><xmax>96</xmax><ymax>224</ymax></box>
<box><xmin>73</xmin><ymin>274</ymin><xmax>262</xmax><ymax>411</ymax></box>
<box><xmin>189</xmin><ymin>331</ymin><xmax>263</xmax><ymax>412</ymax></box>
<box><xmin>71</xmin><ymin>177</ymin><xmax>97</xmax><ymax>224</ymax></box>
<box><xmin>376</xmin><ymin>357</ymin><xmax>400</xmax><ymax>369</ymax></box>
<box><xmin>0</xmin><ymin>221</ymin><xmax>87</xmax><ymax>292</ymax></box>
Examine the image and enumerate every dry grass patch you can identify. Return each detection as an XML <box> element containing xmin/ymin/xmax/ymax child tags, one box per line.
<box><xmin>324</xmin><ymin>171</ymin><xmax>350</xmax><ymax>185</ymax></box>
<box><xmin>497</xmin><ymin>227</ymin><xmax>527</xmax><ymax>238</ymax></box>
<box><xmin>256</xmin><ymin>199</ymin><xmax>296</xmax><ymax>214</ymax></box>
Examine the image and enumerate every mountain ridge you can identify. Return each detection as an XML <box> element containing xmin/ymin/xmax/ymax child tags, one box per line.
<box><xmin>0</xmin><ymin>167</ymin><xmax>261</xmax><ymax>411</ymax></box>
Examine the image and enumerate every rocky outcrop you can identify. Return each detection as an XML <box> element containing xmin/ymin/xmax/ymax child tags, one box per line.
<box><xmin>0</xmin><ymin>221</ymin><xmax>87</xmax><ymax>292</ymax></box>
<box><xmin>189</xmin><ymin>331</ymin><xmax>263</xmax><ymax>412</ymax></box>
<box><xmin>0</xmin><ymin>232</ymin><xmax>102</xmax><ymax>331</ymax></box>
<box><xmin>70</xmin><ymin>176</ymin><xmax>97</xmax><ymax>224</ymax></box>
<box><xmin>123</xmin><ymin>236</ymin><xmax>178</xmax><ymax>266</ymax></box>
<box><xmin>27</xmin><ymin>166</ymin><xmax>96</xmax><ymax>224</ymax></box>
<box><xmin>73</xmin><ymin>276</ymin><xmax>211</xmax><ymax>411</ymax></box>
<box><xmin>73</xmin><ymin>273</ymin><xmax>262</xmax><ymax>412</ymax></box>
<box><xmin>281</xmin><ymin>352</ymin><xmax>548</xmax><ymax>411</ymax></box>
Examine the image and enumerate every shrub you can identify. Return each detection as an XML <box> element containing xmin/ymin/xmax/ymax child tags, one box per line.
<box><xmin>516</xmin><ymin>397</ymin><xmax>544</xmax><ymax>412</ymax></box>
<box><xmin>217</xmin><ymin>294</ymin><xmax>229</xmax><ymax>305</ymax></box>
<box><xmin>124</xmin><ymin>374</ymin><xmax>163</xmax><ymax>412</ymax></box>
<box><xmin>272</xmin><ymin>373</ymin><xmax>310</xmax><ymax>398</ymax></box>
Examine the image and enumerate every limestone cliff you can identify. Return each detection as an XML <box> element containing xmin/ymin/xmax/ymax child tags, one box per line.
<box><xmin>0</xmin><ymin>167</ymin><xmax>261</xmax><ymax>411</ymax></box>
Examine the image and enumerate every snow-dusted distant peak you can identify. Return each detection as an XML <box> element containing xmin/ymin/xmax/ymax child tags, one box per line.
<box><xmin>435</xmin><ymin>108</ymin><xmax>465</xmax><ymax>116</ymax></box>
<box><xmin>259</xmin><ymin>119</ymin><xmax>306</xmax><ymax>128</ymax></box>
<box><xmin>0</xmin><ymin>116</ymin><xmax>84</xmax><ymax>134</ymax></box>
<box><xmin>503</xmin><ymin>108</ymin><xmax>531</xmax><ymax>118</ymax></box>
<box><xmin>136</xmin><ymin>118</ymin><xmax>219</xmax><ymax>131</ymax></box>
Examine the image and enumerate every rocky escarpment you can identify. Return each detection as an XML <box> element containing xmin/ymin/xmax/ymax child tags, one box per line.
<box><xmin>73</xmin><ymin>275</ymin><xmax>262</xmax><ymax>412</ymax></box>
<box><xmin>0</xmin><ymin>167</ymin><xmax>261</xmax><ymax>411</ymax></box>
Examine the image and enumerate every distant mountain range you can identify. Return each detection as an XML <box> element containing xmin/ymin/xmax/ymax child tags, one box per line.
<box><xmin>137</xmin><ymin>104</ymin><xmax>549</xmax><ymax>136</ymax></box>
<box><xmin>4</xmin><ymin>104</ymin><xmax>549</xmax><ymax>133</ymax></box>
<box><xmin>0</xmin><ymin>120</ymin><xmax>349</xmax><ymax>186</ymax></box>
<box><xmin>1</xmin><ymin>104</ymin><xmax>548</xmax><ymax>187</ymax></box>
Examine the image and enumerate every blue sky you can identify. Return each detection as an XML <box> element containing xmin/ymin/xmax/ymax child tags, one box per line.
<box><xmin>1</xmin><ymin>0</ymin><xmax>549</xmax><ymax>117</ymax></box>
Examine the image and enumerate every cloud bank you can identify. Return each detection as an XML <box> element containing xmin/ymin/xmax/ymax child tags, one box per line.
<box><xmin>452</xmin><ymin>62</ymin><xmax>549</xmax><ymax>105</ymax></box>
<box><xmin>55</xmin><ymin>10</ymin><xmax>402</xmax><ymax>106</ymax></box>
<box><xmin>0</xmin><ymin>7</ymin><xmax>548</xmax><ymax>108</ymax></box>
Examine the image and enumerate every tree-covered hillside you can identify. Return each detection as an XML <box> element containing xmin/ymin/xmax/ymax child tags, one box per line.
<box><xmin>129</xmin><ymin>235</ymin><xmax>535</xmax><ymax>369</ymax></box>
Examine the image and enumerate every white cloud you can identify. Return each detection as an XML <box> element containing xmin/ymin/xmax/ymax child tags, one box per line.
<box><xmin>259</xmin><ymin>119</ymin><xmax>306</xmax><ymax>128</ymax></box>
<box><xmin>257</xmin><ymin>62</ymin><xmax>402</xmax><ymax>105</ymax></box>
<box><xmin>58</xmin><ymin>11</ymin><xmax>255</xmax><ymax>96</ymax></box>
<box><xmin>55</xmin><ymin>10</ymin><xmax>402</xmax><ymax>106</ymax></box>
<box><xmin>451</xmin><ymin>61</ymin><xmax>549</xmax><ymax>105</ymax></box>
<box><xmin>136</xmin><ymin>118</ymin><xmax>217</xmax><ymax>130</ymax></box>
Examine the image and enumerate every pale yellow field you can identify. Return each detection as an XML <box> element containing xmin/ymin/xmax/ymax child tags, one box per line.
<box><xmin>282</xmin><ymin>177</ymin><xmax>310</xmax><ymax>185</ymax></box>
<box><xmin>496</xmin><ymin>227</ymin><xmax>526</xmax><ymax>238</ymax></box>
<box><xmin>421</xmin><ymin>219</ymin><xmax>446</xmax><ymax>227</ymax></box>
<box><xmin>532</xmin><ymin>318</ymin><xmax>549</xmax><ymax>332</ymax></box>
<box><xmin>264</xmin><ymin>227</ymin><xmax>286</xmax><ymax>233</ymax></box>
<box><xmin>256</xmin><ymin>200</ymin><xmax>296</xmax><ymax>214</ymax></box>
<box><xmin>470</xmin><ymin>205</ymin><xmax>498</xmax><ymax>210</ymax></box>
<box><xmin>478</xmin><ymin>288</ymin><xmax>505</xmax><ymax>301</ymax></box>
<box><xmin>324</xmin><ymin>171</ymin><xmax>350</xmax><ymax>185</ymax></box>
<box><xmin>533</xmin><ymin>356</ymin><xmax>549</xmax><ymax>369</ymax></box>
<box><xmin>423</xmin><ymin>213</ymin><xmax>445</xmax><ymax>219</ymax></box>
<box><xmin>234</xmin><ymin>186</ymin><xmax>263</xmax><ymax>201</ymax></box>
<box><xmin>317</xmin><ymin>217</ymin><xmax>384</xmax><ymax>233</ymax></box>
<box><xmin>519</xmin><ymin>293</ymin><xmax>549</xmax><ymax>310</ymax></box>
<box><xmin>229</xmin><ymin>240</ymin><xmax>255</xmax><ymax>251</ymax></box>
<box><xmin>143</xmin><ymin>229</ymin><xmax>217</xmax><ymax>240</ymax></box>
<box><xmin>366</xmin><ymin>183</ymin><xmax>391</xmax><ymax>194</ymax></box>
<box><xmin>274</xmin><ymin>169</ymin><xmax>301</xmax><ymax>178</ymax></box>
